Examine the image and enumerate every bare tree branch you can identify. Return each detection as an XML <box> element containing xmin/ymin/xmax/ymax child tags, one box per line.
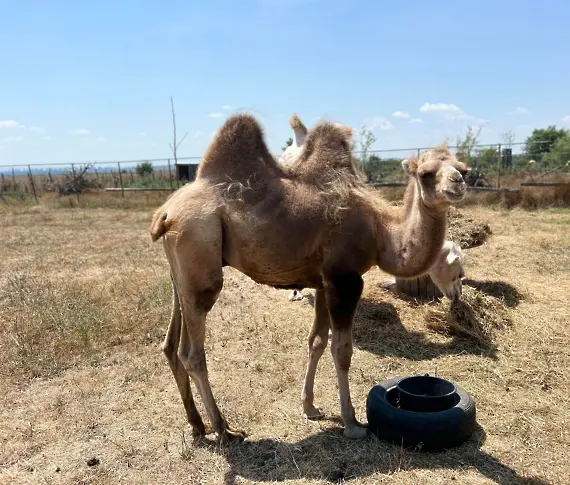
<box><xmin>170</xmin><ymin>96</ymin><xmax>188</xmax><ymax>165</ymax></box>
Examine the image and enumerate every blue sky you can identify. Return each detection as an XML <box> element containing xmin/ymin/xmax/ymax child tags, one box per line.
<box><xmin>1</xmin><ymin>0</ymin><xmax>569</xmax><ymax>166</ymax></box>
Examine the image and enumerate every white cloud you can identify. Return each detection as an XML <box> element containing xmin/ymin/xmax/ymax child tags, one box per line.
<box><xmin>561</xmin><ymin>115</ymin><xmax>570</xmax><ymax>123</ymax></box>
<box><xmin>369</xmin><ymin>116</ymin><xmax>394</xmax><ymax>132</ymax></box>
<box><xmin>222</xmin><ymin>105</ymin><xmax>233</xmax><ymax>110</ymax></box>
<box><xmin>208</xmin><ymin>112</ymin><xmax>225</xmax><ymax>118</ymax></box>
<box><xmin>190</xmin><ymin>130</ymin><xmax>207</xmax><ymax>139</ymax></box>
<box><xmin>392</xmin><ymin>111</ymin><xmax>410</xmax><ymax>119</ymax></box>
<box><xmin>0</xmin><ymin>120</ymin><xmax>24</xmax><ymax>129</ymax></box>
<box><xmin>409</xmin><ymin>118</ymin><xmax>424</xmax><ymax>124</ymax></box>
<box><xmin>69</xmin><ymin>128</ymin><xmax>91</xmax><ymax>135</ymax></box>
<box><xmin>29</xmin><ymin>126</ymin><xmax>46</xmax><ymax>134</ymax></box>
<box><xmin>95</xmin><ymin>136</ymin><xmax>107</xmax><ymax>143</ymax></box>
<box><xmin>0</xmin><ymin>135</ymin><xmax>24</xmax><ymax>144</ymax></box>
<box><xmin>508</xmin><ymin>106</ymin><xmax>529</xmax><ymax>115</ymax></box>
<box><xmin>420</xmin><ymin>103</ymin><xmax>463</xmax><ymax>114</ymax></box>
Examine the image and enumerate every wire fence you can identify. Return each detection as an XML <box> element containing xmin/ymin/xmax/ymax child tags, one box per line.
<box><xmin>1</xmin><ymin>142</ymin><xmax>569</xmax><ymax>201</ymax></box>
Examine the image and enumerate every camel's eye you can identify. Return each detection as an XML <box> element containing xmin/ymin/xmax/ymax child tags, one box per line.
<box><xmin>419</xmin><ymin>170</ymin><xmax>435</xmax><ymax>180</ymax></box>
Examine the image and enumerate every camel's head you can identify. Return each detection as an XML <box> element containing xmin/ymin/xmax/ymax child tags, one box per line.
<box><xmin>402</xmin><ymin>145</ymin><xmax>468</xmax><ymax>209</ymax></box>
<box><xmin>429</xmin><ymin>240</ymin><xmax>465</xmax><ymax>301</ymax></box>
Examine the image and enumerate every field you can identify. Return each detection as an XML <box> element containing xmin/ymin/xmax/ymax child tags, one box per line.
<box><xmin>0</xmin><ymin>193</ymin><xmax>569</xmax><ymax>484</ymax></box>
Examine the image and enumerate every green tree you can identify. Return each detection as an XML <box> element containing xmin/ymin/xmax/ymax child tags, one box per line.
<box><xmin>136</xmin><ymin>161</ymin><xmax>153</xmax><ymax>177</ymax></box>
<box><xmin>456</xmin><ymin>125</ymin><xmax>483</xmax><ymax>163</ymax></box>
<box><xmin>474</xmin><ymin>146</ymin><xmax>498</xmax><ymax>169</ymax></box>
<box><xmin>281</xmin><ymin>137</ymin><xmax>293</xmax><ymax>152</ymax></box>
<box><xmin>542</xmin><ymin>136</ymin><xmax>570</xmax><ymax>169</ymax></box>
<box><xmin>524</xmin><ymin>125</ymin><xmax>569</xmax><ymax>158</ymax></box>
<box><xmin>358</xmin><ymin>127</ymin><xmax>376</xmax><ymax>165</ymax></box>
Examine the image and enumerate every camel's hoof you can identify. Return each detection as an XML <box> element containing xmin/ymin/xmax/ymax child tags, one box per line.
<box><xmin>343</xmin><ymin>423</ymin><xmax>368</xmax><ymax>439</ymax></box>
<box><xmin>219</xmin><ymin>427</ymin><xmax>247</xmax><ymax>445</ymax></box>
<box><xmin>303</xmin><ymin>406</ymin><xmax>325</xmax><ymax>420</ymax></box>
<box><xmin>191</xmin><ymin>422</ymin><xmax>212</xmax><ymax>438</ymax></box>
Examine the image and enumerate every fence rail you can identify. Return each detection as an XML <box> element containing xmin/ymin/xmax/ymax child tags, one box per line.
<box><xmin>1</xmin><ymin>142</ymin><xmax>569</xmax><ymax>200</ymax></box>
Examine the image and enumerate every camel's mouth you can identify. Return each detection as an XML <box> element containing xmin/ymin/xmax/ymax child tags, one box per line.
<box><xmin>442</xmin><ymin>188</ymin><xmax>467</xmax><ymax>202</ymax></box>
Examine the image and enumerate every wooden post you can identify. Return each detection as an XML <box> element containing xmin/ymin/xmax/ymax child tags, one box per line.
<box><xmin>11</xmin><ymin>167</ymin><xmax>16</xmax><ymax>190</ymax></box>
<box><xmin>0</xmin><ymin>174</ymin><xmax>7</xmax><ymax>204</ymax></box>
<box><xmin>167</xmin><ymin>159</ymin><xmax>174</xmax><ymax>191</ymax></box>
<box><xmin>496</xmin><ymin>143</ymin><xmax>502</xmax><ymax>189</ymax></box>
<box><xmin>27</xmin><ymin>165</ymin><xmax>38</xmax><ymax>202</ymax></box>
<box><xmin>417</xmin><ymin>148</ymin><xmax>421</xmax><ymax>159</ymax></box>
<box><xmin>117</xmin><ymin>162</ymin><xmax>125</xmax><ymax>198</ymax></box>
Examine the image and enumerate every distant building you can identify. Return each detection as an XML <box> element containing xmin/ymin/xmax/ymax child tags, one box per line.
<box><xmin>175</xmin><ymin>162</ymin><xmax>198</xmax><ymax>182</ymax></box>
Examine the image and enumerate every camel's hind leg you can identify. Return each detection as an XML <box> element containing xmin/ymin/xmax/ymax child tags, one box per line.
<box><xmin>301</xmin><ymin>288</ymin><xmax>330</xmax><ymax>419</ymax></box>
<box><xmin>166</xmin><ymin>223</ymin><xmax>245</xmax><ymax>443</ymax></box>
<box><xmin>162</xmin><ymin>274</ymin><xmax>207</xmax><ymax>437</ymax></box>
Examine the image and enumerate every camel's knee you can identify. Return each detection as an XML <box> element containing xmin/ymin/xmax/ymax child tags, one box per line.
<box><xmin>194</xmin><ymin>279</ymin><xmax>223</xmax><ymax>313</ymax></box>
<box><xmin>178</xmin><ymin>348</ymin><xmax>208</xmax><ymax>378</ymax></box>
<box><xmin>162</xmin><ymin>340</ymin><xmax>176</xmax><ymax>360</ymax></box>
<box><xmin>309</xmin><ymin>333</ymin><xmax>328</xmax><ymax>354</ymax></box>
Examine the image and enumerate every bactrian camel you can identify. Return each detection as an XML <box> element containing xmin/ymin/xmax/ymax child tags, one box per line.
<box><xmin>279</xmin><ymin>113</ymin><xmax>466</xmax><ymax>303</ymax></box>
<box><xmin>278</xmin><ymin>113</ymin><xmax>308</xmax><ymax>167</ymax></box>
<box><xmin>150</xmin><ymin>114</ymin><xmax>468</xmax><ymax>441</ymax></box>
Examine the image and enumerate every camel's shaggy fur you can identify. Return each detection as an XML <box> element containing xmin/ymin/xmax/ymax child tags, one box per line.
<box><xmin>150</xmin><ymin>113</ymin><xmax>468</xmax><ymax>442</ymax></box>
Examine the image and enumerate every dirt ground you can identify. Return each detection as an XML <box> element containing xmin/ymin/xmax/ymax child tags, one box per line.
<box><xmin>0</xmin><ymin>198</ymin><xmax>569</xmax><ymax>484</ymax></box>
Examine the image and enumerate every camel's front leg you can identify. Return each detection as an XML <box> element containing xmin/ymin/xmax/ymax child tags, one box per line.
<box><xmin>325</xmin><ymin>272</ymin><xmax>368</xmax><ymax>439</ymax></box>
<box><xmin>301</xmin><ymin>288</ymin><xmax>330</xmax><ymax>419</ymax></box>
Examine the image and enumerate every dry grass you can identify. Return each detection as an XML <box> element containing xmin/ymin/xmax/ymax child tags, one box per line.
<box><xmin>0</xmin><ymin>199</ymin><xmax>569</xmax><ymax>484</ymax></box>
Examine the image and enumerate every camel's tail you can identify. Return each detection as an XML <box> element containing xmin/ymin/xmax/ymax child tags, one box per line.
<box><xmin>149</xmin><ymin>207</ymin><xmax>169</xmax><ymax>242</ymax></box>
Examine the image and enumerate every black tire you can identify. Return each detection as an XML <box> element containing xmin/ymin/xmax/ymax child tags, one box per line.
<box><xmin>366</xmin><ymin>377</ymin><xmax>476</xmax><ymax>451</ymax></box>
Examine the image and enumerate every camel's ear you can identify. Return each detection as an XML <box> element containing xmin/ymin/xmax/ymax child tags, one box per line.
<box><xmin>401</xmin><ymin>158</ymin><xmax>418</xmax><ymax>176</ymax></box>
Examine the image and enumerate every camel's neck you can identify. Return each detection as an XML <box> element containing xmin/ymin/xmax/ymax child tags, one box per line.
<box><xmin>293</xmin><ymin>128</ymin><xmax>307</xmax><ymax>147</ymax></box>
<box><xmin>376</xmin><ymin>179</ymin><xmax>447</xmax><ymax>278</ymax></box>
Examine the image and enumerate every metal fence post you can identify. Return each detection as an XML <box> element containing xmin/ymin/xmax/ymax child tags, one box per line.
<box><xmin>417</xmin><ymin>148</ymin><xmax>420</xmax><ymax>159</ymax></box>
<box><xmin>11</xmin><ymin>167</ymin><xmax>16</xmax><ymax>189</ymax></box>
<box><xmin>497</xmin><ymin>143</ymin><xmax>502</xmax><ymax>189</ymax></box>
<box><xmin>167</xmin><ymin>159</ymin><xmax>174</xmax><ymax>191</ymax></box>
<box><xmin>117</xmin><ymin>162</ymin><xmax>125</xmax><ymax>198</ymax></box>
<box><xmin>27</xmin><ymin>165</ymin><xmax>38</xmax><ymax>202</ymax></box>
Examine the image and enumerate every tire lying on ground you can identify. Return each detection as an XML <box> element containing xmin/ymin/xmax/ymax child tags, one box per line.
<box><xmin>366</xmin><ymin>377</ymin><xmax>476</xmax><ymax>451</ymax></box>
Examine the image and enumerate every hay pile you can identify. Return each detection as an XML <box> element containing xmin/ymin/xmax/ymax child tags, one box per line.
<box><xmin>447</xmin><ymin>206</ymin><xmax>492</xmax><ymax>249</ymax></box>
<box><xmin>425</xmin><ymin>286</ymin><xmax>511</xmax><ymax>344</ymax></box>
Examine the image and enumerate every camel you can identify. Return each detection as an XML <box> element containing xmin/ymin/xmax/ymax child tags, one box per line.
<box><xmin>426</xmin><ymin>240</ymin><xmax>465</xmax><ymax>300</ymax></box>
<box><xmin>382</xmin><ymin>239</ymin><xmax>465</xmax><ymax>300</ymax></box>
<box><xmin>279</xmin><ymin>114</ymin><xmax>466</xmax><ymax>303</ymax></box>
<box><xmin>149</xmin><ymin>113</ymin><xmax>468</xmax><ymax>442</ymax></box>
<box><xmin>278</xmin><ymin>113</ymin><xmax>309</xmax><ymax>167</ymax></box>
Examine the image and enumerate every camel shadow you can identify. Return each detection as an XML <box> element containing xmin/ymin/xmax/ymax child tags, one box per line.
<box><xmin>463</xmin><ymin>279</ymin><xmax>523</xmax><ymax>308</ymax></box>
<box><xmin>302</xmin><ymin>292</ymin><xmax>498</xmax><ymax>359</ymax></box>
<box><xmin>352</xmin><ymin>299</ymin><xmax>499</xmax><ymax>360</ymax></box>
<box><xmin>191</xmin><ymin>424</ymin><xmax>549</xmax><ymax>484</ymax></box>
